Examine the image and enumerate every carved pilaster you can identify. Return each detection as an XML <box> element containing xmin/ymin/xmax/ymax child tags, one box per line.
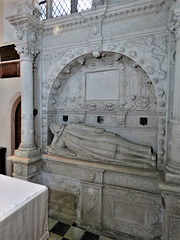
<box><xmin>165</xmin><ymin>4</ymin><xmax>180</xmax><ymax>183</ymax></box>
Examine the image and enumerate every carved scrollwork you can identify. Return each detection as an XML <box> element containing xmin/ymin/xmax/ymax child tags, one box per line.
<box><xmin>125</xmin><ymin>34</ymin><xmax>168</xmax><ymax>80</ymax></box>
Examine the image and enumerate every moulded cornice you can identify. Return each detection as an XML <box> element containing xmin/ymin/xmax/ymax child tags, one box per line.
<box><xmin>43</xmin><ymin>4</ymin><xmax>107</xmax><ymax>28</ymax></box>
<box><xmin>6</xmin><ymin>12</ymin><xmax>42</xmax><ymax>30</ymax></box>
<box><xmin>79</xmin><ymin>4</ymin><xmax>107</xmax><ymax>19</ymax></box>
<box><xmin>104</xmin><ymin>0</ymin><xmax>168</xmax><ymax>23</ymax></box>
<box><xmin>6</xmin><ymin>12</ymin><xmax>42</xmax><ymax>57</ymax></box>
<box><xmin>106</xmin><ymin>0</ymin><xmax>164</xmax><ymax>13</ymax></box>
<box><xmin>42</xmin><ymin>0</ymin><xmax>167</xmax><ymax>35</ymax></box>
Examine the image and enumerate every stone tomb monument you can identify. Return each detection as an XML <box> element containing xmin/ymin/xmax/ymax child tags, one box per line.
<box><xmin>7</xmin><ymin>0</ymin><xmax>180</xmax><ymax>239</ymax></box>
<box><xmin>42</xmin><ymin>52</ymin><xmax>162</xmax><ymax>239</ymax></box>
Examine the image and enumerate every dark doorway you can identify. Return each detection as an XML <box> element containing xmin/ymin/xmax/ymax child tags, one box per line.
<box><xmin>15</xmin><ymin>101</ymin><xmax>21</xmax><ymax>150</ymax></box>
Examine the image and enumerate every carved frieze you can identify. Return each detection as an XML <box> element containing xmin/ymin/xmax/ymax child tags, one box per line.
<box><xmin>42</xmin><ymin>172</ymin><xmax>80</xmax><ymax>195</ymax></box>
<box><xmin>104</xmin><ymin>171</ymin><xmax>160</xmax><ymax>193</ymax></box>
<box><xmin>42</xmin><ymin>159</ymin><xmax>103</xmax><ymax>184</ymax></box>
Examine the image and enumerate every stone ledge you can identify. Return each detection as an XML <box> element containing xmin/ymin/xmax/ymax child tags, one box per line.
<box><xmin>42</xmin><ymin>154</ymin><xmax>159</xmax><ymax>179</ymax></box>
<box><xmin>158</xmin><ymin>174</ymin><xmax>180</xmax><ymax>193</ymax></box>
<box><xmin>8</xmin><ymin>154</ymin><xmax>41</xmax><ymax>164</ymax></box>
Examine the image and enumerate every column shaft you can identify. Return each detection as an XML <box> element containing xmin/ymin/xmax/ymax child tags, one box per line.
<box><xmin>19</xmin><ymin>56</ymin><xmax>36</xmax><ymax>150</ymax></box>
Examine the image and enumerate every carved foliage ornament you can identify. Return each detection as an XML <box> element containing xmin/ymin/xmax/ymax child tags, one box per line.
<box><xmin>15</xmin><ymin>44</ymin><xmax>38</xmax><ymax>59</ymax></box>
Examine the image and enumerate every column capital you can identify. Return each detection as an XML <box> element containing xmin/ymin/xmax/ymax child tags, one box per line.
<box><xmin>6</xmin><ymin>1</ymin><xmax>42</xmax><ymax>55</ymax></box>
<box><xmin>15</xmin><ymin>43</ymin><xmax>39</xmax><ymax>60</ymax></box>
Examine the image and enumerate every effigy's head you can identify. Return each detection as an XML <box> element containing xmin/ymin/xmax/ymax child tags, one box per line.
<box><xmin>50</xmin><ymin>123</ymin><xmax>61</xmax><ymax>134</ymax></box>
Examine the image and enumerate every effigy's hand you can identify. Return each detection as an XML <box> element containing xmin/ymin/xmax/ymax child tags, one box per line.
<box><xmin>95</xmin><ymin>128</ymin><xmax>104</xmax><ymax>134</ymax></box>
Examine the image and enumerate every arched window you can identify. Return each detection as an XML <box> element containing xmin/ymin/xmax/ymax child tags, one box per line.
<box><xmin>39</xmin><ymin>0</ymin><xmax>92</xmax><ymax>20</ymax></box>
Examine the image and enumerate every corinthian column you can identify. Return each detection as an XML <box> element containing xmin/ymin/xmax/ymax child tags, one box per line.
<box><xmin>165</xmin><ymin>6</ymin><xmax>180</xmax><ymax>184</ymax></box>
<box><xmin>17</xmin><ymin>44</ymin><xmax>36</xmax><ymax>151</ymax></box>
<box><xmin>7</xmin><ymin>0</ymin><xmax>42</xmax><ymax>181</ymax></box>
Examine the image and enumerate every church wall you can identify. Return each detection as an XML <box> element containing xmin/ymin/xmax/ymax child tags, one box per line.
<box><xmin>0</xmin><ymin>0</ymin><xmax>4</xmax><ymax>45</ymax></box>
<box><xmin>0</xmin><ymin>78</ymin><xmax>21</xmax><ymax>175</ymax></box>
<box><xmin>2</xmin><ymin>0</ymin><xmax>17</xmax><ymax>44</ymax></box>
<box><xmin>0</xmin><ymin>0</ymin><xmax>21</xmax><ymax>175</ymax></box>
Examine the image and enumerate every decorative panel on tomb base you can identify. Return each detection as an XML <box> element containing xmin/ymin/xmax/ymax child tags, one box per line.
<box><xmin>103</xmin><ymin>186</ymin><xmax>162</xmax><ymax>239</ymax></box>
<box><xmin>41</xmin><ymin>155</ymin><xmax>162</xmax><ymax>239</ymax></box>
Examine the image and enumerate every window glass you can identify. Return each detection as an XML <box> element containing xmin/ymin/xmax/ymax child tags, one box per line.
<box><xmin>52</xmin><ymin>0</ymin><xmax>71</xmax><ymax>17</ymax></box>
<box><xmin>77</xmin><ymin>0</ymin><xmax>92</xmax><ymax>12</ymax></box>
<box><xmin>39</xmin><ymin>0</ymin><xmax>47</xmax><ymax>20</ymax></box>
<box><xmin>39</xmin><ymin>0</ymin><xmax>92</xmax><ymax>20</ymax></box>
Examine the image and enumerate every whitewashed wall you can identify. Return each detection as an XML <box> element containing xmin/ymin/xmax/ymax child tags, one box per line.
<box><xmin>0</xmin><ymin>78</ymin><xmax>21</xmax><ymax>175</ymax></box>
<box><xmin>0</xmin><ymin>0</ymin><xmax>21</xmax><ymax>175</ymax></box>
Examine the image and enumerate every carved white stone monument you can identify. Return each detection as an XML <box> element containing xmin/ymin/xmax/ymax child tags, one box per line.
<box><xmin>6</xmin><ymin>0</ymin><xmax>180</xmax><ymax>239</ymax></box>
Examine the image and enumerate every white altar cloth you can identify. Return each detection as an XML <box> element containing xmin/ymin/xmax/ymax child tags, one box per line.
<box><xmin>0</xmin><ymin>174</ymin><xmax>49</xmax><ymax>240</ymax></box>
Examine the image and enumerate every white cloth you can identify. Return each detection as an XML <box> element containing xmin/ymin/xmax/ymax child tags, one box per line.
<box><xmin>0</xmin><ymin>175</ymin><xmax>49</xmax><ymax>240</ymax></box>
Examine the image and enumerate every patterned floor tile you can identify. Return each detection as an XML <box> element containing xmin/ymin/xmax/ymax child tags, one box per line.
<box><xmin>49</xmin><ymin>218</ymin><xmax>59</xmax><ymax>231</ymax></box>
<box><xmin>64</xmin><ymin>226</ymin><xmax>85</xmax><ymax>240</ymax></box>
<box><xmin>51</xmin><ymin>222</ymin><xmax>70</xmax><ymax>236</ymax></box>
<box><xmin>80</xmin><ymin>231</ymin><xmax>99</xmax><ymax>240</ymax></box>
<box><xmin>72</xmin><ymin>222</ymin><xmax>85</xmax><ymax>230</ymax></box>
<box><xmin>49</xmin><ymin>232</ymin><xmax>63</xmax><ymax>240</ymax></box>
<box><xmin>99</xmin><ymin>236</ymin><xmax>114</xmax><ymax>240</ymax></box>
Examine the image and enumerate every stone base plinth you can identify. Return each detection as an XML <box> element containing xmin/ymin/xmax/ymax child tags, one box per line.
<box><xmin>42</xmin><ymin>154</ymin><xmax>162</xmax><ymax>240</ymax></box>
<box><xmin>165</xmin><ymin>161</ymin><xmax>180</xmax><ymax>184</ymax></box>
<box><xmin>7</xmin><ymin>148</ymin><xmax>42</xmax><ymax>182</ymax></box>
<box><xmin>158</xmin><ymin>174</ymin><xmax>180</xmax><ymax>240</ymax></box>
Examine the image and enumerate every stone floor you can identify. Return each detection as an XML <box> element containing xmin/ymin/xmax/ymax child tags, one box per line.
<box><xmin>48</xmin><ymin>218</ymin><xmax>114</xmax><ymax>240</ymax></box>
<box><xmin>48</xmin><ymin>218</ymin><xmax>161</xmax><ymax>240</ymax></box>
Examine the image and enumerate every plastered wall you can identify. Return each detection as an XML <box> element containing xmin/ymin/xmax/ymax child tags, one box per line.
<box><xmin>0</xmin><ymin>0</ymin><xmax>21</xmax><ymax>175</ymax></box>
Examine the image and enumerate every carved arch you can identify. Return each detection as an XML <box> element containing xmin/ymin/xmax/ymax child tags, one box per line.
<box><xmin>42</xmin><ymin>50</ymin><xmax>166</xmax><ymax>169</ymax></box>
<box><xmin>45</xmin><ymin>50</ymin><xmax>165</xmax><ymax>111</ymax></box>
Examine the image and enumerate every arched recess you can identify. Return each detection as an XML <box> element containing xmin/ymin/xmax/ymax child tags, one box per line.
<box><xmin>43</xmin><ymin>49</ymin><xmax>166</xmax><ymax>114</ymax></box>
<box><xmin>46</xmin><ymin>52</ymin><xmax>159</xmax><ymax>150</ymax></box>
<box><xmin>42</xmin><ymin>51</ymin><xmax>166</xmax><ymax>169</ymax></box>
<box><xmin>11</xmin><ymin>94</ymin><xmax>21</xmax><ymax>155</ymax></box>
